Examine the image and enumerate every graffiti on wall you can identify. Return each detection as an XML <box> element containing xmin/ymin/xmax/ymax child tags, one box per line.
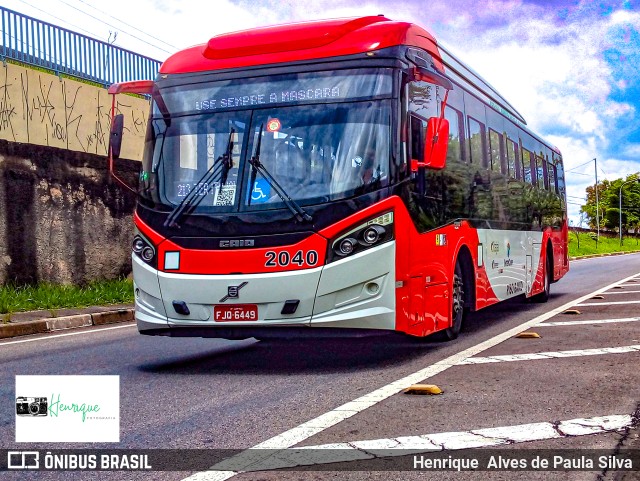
<box><xmin>0</xmin><ymin>62</ymin><xmax>149</xmax><ymax>160</ymax></box>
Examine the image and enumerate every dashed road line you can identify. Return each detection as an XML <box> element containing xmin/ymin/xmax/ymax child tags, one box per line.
<box><xmin>458</xmin><ymin>345</ymin><xmax>640</xmax><ymax>364</ymax></box>
<box><xmin>207</xmin><ymin>414</ymin><xmax>633</xmax><ymax>473</ymax></box>
<box><xmin>539</xmin><ymin>317</ymin><xmax>640</xmax><ymax>326</ymax></box>
<box><xmin>576</xmin><ymin>300</ymin><xmax>640</xmax><ymax>306</ymax></box>
<box><xmin>180</xmin><ymin>272</ymin><xmax>640</xmax><ymax>481</ymax></box>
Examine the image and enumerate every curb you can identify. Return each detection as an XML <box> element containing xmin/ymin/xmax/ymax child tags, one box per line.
<box><xmin>569</xmin><ymin>251</ymin><xmax>640</xmax><ymax>261</ymax></box>
<box><xmin>0</xmin><ymin>309</ymin><xmax>134</xmax><ymax>340</ymax></box>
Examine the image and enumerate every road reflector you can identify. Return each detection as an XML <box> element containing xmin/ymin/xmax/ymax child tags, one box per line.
<box><xmin>591</xmin><ymin>295</ymin><xmax>605</xmax><ymax>299</ymax></box>
<box><xmin>563</xmin><ymin>309</ymin><xmax>581</xmax><ymax>315</ymax></box>
<box><xmin>516</xmin><ymin>332</ymin><xmax>540</xmax><ymax>339</ymax></box>
<box><xmin>403</xmin><ymin>384</ymin><xmax>443</xmax><ymax>395</ymax></box>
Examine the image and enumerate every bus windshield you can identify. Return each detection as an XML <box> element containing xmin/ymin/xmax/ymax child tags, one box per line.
<box><xmin>139</xmin><ymin>69</ymin><xmax>393</xmax><ymax>215</ymax></box>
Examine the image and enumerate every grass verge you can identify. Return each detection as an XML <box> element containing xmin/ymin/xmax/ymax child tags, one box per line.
<box><xmin>0</xmin><ymin>278</ymin><xmax>134</xmax><ymax>315</ymax></box>
<box><xmin>568</xmin><ymin>231</ymin><xmax>640</xmax><ymax>257</ymax></box>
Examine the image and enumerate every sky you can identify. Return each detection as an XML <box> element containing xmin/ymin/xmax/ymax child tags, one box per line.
<box><xmin>3</xmin><ymin>0</ymin><xmax>640</xmax><ymax>226</ymax></box>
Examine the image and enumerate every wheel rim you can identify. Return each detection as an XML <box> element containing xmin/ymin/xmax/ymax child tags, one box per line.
<box><xmin>452</xmin><ymin>271</ymin><xmax>464</xmax><ymax>323</ymax></box>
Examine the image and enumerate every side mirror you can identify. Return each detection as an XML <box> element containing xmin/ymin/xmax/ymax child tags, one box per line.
<box><xmin>107</xmin><ymin>113</ymin><xmax>136</xmax><ymax>193</ymax></box>
<box><xmin>423</xmin><ymin>117</ymin><xmax>449</xmax><ymax>170</ymax></box>
<box><xmin>412</xmin><ymin>67</ymin><xmax>454</xmax><ymax>90</ymax></box>
<box><xmin>109</xmin><ymin>114</ymin><xmax>124</xmax><ymax>160</ymax></box>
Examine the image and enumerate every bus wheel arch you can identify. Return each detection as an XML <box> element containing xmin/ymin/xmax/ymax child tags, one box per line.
<box><xmin>533</xmin><ymin>241</ymin><xmax>553</xmax><ymax>303</ymax></box>
<box><xmin>456</xmin><ymin>245</ymin><xmax>475</xmax><ymax>313</ymax></box>
<box><xmin>434</xmin><ymin>245</ymin><xmax>474</xmax><ymax>341</ymax></box>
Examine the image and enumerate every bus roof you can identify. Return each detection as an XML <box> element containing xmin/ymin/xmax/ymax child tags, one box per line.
<box><xmin>159</xmin><ymin>16</ymin><xmax>529</xmax><ymax>130</ymax></box>
<box><xmin>160</xmin><ymin>16</ymin><xmax>444</xmax><ymax>74</ymax></box>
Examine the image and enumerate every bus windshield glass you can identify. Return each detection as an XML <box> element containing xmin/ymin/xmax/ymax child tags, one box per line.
<box><xmin>139</xmin><ymin>69</ymin><xmax>393</xmax><ymax>214</ymax></box>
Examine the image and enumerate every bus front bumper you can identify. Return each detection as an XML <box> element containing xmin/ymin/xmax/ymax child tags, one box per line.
<box><xmin>133</xmin><ymin>241</ymin><xmax>396</xmax><ymax>339</ymax></box>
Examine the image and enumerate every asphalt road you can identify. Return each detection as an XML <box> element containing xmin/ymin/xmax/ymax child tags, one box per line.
<box><xmin>1</xmin><ymin>253</ymin><xmax>639</xmax><ymax>480</ymax></box>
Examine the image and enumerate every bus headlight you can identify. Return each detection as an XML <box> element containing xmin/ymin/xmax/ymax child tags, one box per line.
<box><xmin>328</xmin><ymin>211</ymin><xmax>394</xmax><ymax>263</ymax></box>
<box><xmin>361</xmin><ymin>224</ymin><xmax>387</xmax><ymax>245</ymax></box>
<box><xmin>132</xmin><ymin>232</ymin><xmax>157</xmax><ymax>267</ymax></box>
<box><xmin>335</xmin><ymin>238</ymin><xmax>358</xmax><ymax>256</ymax></box>
<box><xmin>132</xmin><ymin>237</ymin><xmax>146</xmax><ymax>254</ymax></box>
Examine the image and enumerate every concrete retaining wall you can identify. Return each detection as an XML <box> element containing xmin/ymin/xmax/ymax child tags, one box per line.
<box><xmin>0</xmin><ymin>139</ymin><xmax>141</xmax><ymax>285</ymax></box>
<box><xmin>0</xmin><ymin>61</ymin><xmax>149</xmax><ymax>285</ymax></box>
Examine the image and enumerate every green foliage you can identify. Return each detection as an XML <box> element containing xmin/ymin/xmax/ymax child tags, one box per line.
<box><xmin>581</xmin><ymin>174</ymin><xmax>640</xmax><ymax>234</ymax></box>
<box><xmin>568</xmin><ymin>231</ymin><xmax>640</xmax><ymax>257</ymax></box>
<box><xmin>0</xmin><ymin>279</ymin><xmax>134</xmax><ymax>314</ymax></box>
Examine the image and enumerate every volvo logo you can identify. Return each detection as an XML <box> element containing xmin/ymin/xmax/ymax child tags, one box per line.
<box><xmin>219</xmin><ymin>282</ymin><xmax>248</xmax><ymax>302</ymax></box>
<box><xmin>219</xmin><ymin>239</ymin><xmax>255</xmax><ymax>248</ymax></box>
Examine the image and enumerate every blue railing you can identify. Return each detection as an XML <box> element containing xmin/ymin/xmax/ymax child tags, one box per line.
<box><xmin>0</xmin><ymin>6</ymin><xmax>161</xmax><ymax>86</ymax></box>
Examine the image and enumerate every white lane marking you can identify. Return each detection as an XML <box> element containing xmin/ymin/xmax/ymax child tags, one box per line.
<box><xmin>601</xmin><ymin>290</ymin><xmax>640</xmax><ymax>295</ymax></box>
<box><xmin>458</xmin><ymin>345</ymin><xmax>640</xmax><ymax>364</ymax></box>
<box><xmin>180</xmin><ymin>271</ymin><xmax>640</xmax><ymax>481</ymax></box>
<box><xmin>540</xmin><ymin>317</ymin><xmax>640</xmax><ymax>326</ymax></box>
<box><xmin>576</xmin><ymin>300</ymin><xmax>640</xmax><ymax>306</ymax></box>
<box><xmin>0</xmin><ymin>323</ymin><xmax>136</xmax><ymax>346</ymax></box>
<box><xmin>207</xmin><ymin>414</ymin><xmax>632</xmax><ymax>472</ymax></box>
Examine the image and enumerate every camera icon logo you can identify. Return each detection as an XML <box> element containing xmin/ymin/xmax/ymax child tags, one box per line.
<box><xmin>16</xmin><ymin>396</ymin><xmax>48</xmax><ymax>416</ymax></box>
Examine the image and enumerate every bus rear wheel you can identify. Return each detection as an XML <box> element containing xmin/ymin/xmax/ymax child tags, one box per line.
<box><xmin>533</xmin><ymin>254</ymin><xmax>552</xmax><ymax>303</ymax></box>
<box><xmin>435</xmin><ymin>262</ymin><xmax>465</xmax><ymax>341</ymax></box>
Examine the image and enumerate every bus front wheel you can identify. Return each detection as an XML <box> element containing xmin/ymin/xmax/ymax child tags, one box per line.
<box><xmin>435</xmin><ymin>262</ymin><xmax>465</xmax><ymax>341</ymax></box>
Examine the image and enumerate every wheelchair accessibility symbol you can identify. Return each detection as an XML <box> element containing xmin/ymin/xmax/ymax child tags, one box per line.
<box><xmin>250</xmin><ymin>179</ymin><xmax>270</xmax><ymax>204</ymax></box>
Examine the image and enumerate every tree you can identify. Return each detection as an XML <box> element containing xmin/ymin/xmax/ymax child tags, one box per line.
<box><xmin>581</xmin><ymin>174</ymin><xmax>640</xmax><ymax>234</ymax></box>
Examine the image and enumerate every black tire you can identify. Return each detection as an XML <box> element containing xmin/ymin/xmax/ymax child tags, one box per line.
<box><xmin>533</xmin><ymin>253</ymin><xmax>552</xmax><ymax>303</ymax></box>
<box><xmin>434</xmin><ymin>262</ymin><xmax>466</xmax><ymax>341</ymax></box>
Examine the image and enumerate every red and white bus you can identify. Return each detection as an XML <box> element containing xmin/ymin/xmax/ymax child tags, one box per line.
<box><xmin>108</xmin><ymin>16</ymin><xmax>568</xmax><ymax>341</ymax></box>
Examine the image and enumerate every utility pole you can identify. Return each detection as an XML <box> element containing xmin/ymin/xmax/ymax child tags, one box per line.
<box><xmin>594</xmin><ymin>158</ymin><xmax>599</xmax><ymax>243</ymax></box>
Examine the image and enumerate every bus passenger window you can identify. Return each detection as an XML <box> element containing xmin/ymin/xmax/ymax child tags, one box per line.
<box><xmin>410</xmin><ymin>114</ymin><xmax>426</xmax><ymax>161</ymax></box>
<box><xmin>489</xmin><ymin>129</ymin><xmax>504</xmax><ymax>174</ymax></box>
<box><xmin>548</xmin><ymin>161</ymin><xmax>556</xmax><ymax>193</ymax></box>
<box><xmin>506</xmin><ymin>138</ymin><xmax>518</xmax><ymax>179</ymax></box>
<box><xmin>468</xmin><ymin>117</ymin><xmax>486</xmax><ymax>167</ymax></box>
<box><xmin>445</xmin><ymin>107</ymin><xmax>463</xmax><ymax>163</ymax></box>
<box><xmin>536</xmin><ymin>155</ymin><xmax>546</xmax><ymax>189</ymax></box>
<box><xmin>522</xmin><ymin>148</ymin><xmax>532</xmax><ymax>184</ymax></box>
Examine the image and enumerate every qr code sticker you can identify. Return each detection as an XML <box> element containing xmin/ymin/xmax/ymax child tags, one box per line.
<box><xmin>214</xmin><ymin>182</ymin><xmax>236</xmax><ymax>206</ymax></box>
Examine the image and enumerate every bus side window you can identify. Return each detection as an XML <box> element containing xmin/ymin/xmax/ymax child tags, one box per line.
<box><xmin>445</xmin><ymin>106</ymin><xmax>463</xmax><ymax>163</ymax></box>
<box><xmin>536</xmin><ymin>155</ymin><xmax>546</xmax><ymax>189</ymax></box>
<box><xmin>506</xmin><ymin>138</ymin><xmax>518</xmax><ymax>179</ymax></box>
<box><xmin>548</xmin><ymin>161</ymin><xmax>557</xmax><ymax>193</ymax></box>
<box><xmin>522</xmin><ymin>148</ymin><xmax>532</xmax><ymax>184</ymax></box>
<box><xmin>468</xmin><ymin>117</ymin><xmax>487</xmax><ymax>168</ymax></box>
<box><xmin>410</xmin><ymin>114</ymin><xmax>426</xmax><ymax>162</ymax></box>
<box><xmin>489</xmin><ymin>129</ymin><xmax>504</xmax><ymax>174</ymax></box>
<box><xmin>555</xmin><ymin>155</ymin><xmax>566</xmax><ymax>197</ymax></box>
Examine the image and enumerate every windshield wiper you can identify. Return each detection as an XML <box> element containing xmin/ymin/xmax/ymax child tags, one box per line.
<box><xmin>164</xmin><ymin>128</ymin><xmax>235</xmax><ymax>228</ymax></box>
<box><xmin>248</xmin><ymin>124</ymin><xmax>312</xmax><ymax>223</ymax></box>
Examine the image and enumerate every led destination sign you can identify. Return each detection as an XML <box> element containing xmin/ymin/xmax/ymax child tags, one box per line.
<box><xmin>156</xmin><ymin>69</ymin><xmax>393</xmax><ymax>115</ymax></box>
<box><xmin>195</xmin><ymin>86</ymin><xmax>342</xmax><ymax>111</ymax></box>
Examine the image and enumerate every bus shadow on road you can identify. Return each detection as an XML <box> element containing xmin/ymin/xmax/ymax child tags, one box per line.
<box><xmin>137</xmin><ymin>333</ymin><xmax>447</xmax><ymax>375</ymax></box>
<box><xmin>137</xmin><ymin>294</ymin><xmax>553</xmax><ymax>375</ymax></box>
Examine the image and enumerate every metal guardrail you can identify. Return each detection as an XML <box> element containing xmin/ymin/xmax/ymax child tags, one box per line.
<box><xmin>0</xmin><ymin>6</ymin><xmax>161</xmax><ymax>85</ymax></box>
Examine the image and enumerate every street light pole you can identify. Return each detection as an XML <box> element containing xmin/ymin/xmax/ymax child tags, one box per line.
<box><xmin>619</xmin><ymin>175</ymin><xmax>640</xmax><ymax>246</ymax></box>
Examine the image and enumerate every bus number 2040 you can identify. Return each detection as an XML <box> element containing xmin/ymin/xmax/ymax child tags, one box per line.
<box><xmin>265</xmin><ymin>250</ymin><xmax>318</xmax><ymax>268</ymax></box>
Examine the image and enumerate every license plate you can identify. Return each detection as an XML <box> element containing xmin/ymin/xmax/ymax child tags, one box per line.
<box><xmin>213</xmin><ymin>304</ymin><xmax>258</xmax><ymax>322</ymax></box>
